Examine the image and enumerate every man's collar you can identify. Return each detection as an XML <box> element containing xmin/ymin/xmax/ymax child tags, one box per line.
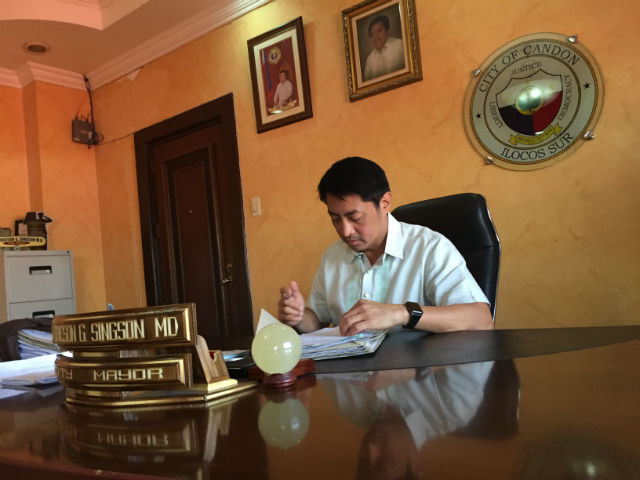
<box><xmin>384</xmin><ymin>213</ymin><xmax>404</xmax><ymax>260</ymax></box>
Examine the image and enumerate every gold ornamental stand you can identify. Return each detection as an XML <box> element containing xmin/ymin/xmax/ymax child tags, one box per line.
<box><xmin>52</xmin><ymin>303</ymin><xmax>254</xmax><ymax>407</ymax></box>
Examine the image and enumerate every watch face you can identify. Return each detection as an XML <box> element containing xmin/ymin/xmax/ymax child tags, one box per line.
<box><xmin>406</xmin><ymin>302</ymin><xmax>421</xmax><ymax>315</ymax></box>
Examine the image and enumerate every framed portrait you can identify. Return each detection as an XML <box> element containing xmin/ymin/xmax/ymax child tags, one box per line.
<box><xmin>342</xmin><ymin>0</ymin><xmax>422</xmax><ymax>102</ymax></box>
<box><xmin>247</xmin><ymin>17</ymin><xmax>313</xmax><ymax>133</ymax></box>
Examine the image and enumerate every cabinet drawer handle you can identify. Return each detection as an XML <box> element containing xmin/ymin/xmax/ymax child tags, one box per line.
<box><xmin>32</xmin><ymin>310</ymin><xmax>55</xmax><ymax>318</ymax></box>
<box><xmin>29</xmin><ymin>266</ymin><xmax>53</xmax><ymax>275</ymax></box>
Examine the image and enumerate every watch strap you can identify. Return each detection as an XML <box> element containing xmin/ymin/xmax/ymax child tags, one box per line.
<box><xmin>403</xmin><ymin>301</ymin><xmax>422</xmax><ymax>329</ymax></box>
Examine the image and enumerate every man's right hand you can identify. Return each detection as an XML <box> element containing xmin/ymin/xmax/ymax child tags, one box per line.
<box><xmin>278</xmin><ymin>281</ymin><xmax>306</xmax><ymax>328</ymax></box>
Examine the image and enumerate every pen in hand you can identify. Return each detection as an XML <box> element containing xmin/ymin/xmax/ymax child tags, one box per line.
<box><xmin>280</xmin><ymin>287</ymin><xmax>293</xmax><ymax>301</ymax></box>
<box><xmin>279</xmin><ymin>281</ymin><xmax>304</xmax><ymax>322</ymax></box>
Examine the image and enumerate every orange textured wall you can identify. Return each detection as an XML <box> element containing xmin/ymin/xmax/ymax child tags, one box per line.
<box><xmin>94</xmin><ymin>135</ymin><xmax>147</xmax><ymax>310</ymax></box>
<box><xmin>91</xmin><ymin>0</ymin><xmax>639</xmax><ymax>329</ymax></box>
<box><xmin>29</xmin><ymin>82</ymin><xmax>107</xmax><ymax>313</ymax></box>
<box><xmin>22</xmin><ymin>84</ymin><xmax>44</xmax><ymax>211</ymax></box>
<box><xmin>0</xmin><ymin>85</ymin><xmax>28</xmax><ymax>228</ymax></box>
<box><xmin>0</xmin><ymin>81</ymin><xmax>106</xmax><ymax>314</ymax></box>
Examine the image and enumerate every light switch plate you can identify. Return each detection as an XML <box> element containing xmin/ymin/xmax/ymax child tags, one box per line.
<box><xmin>251</xmin><ymin>197</ymin><xmax>261</xmax><ymax>216</ymax></box>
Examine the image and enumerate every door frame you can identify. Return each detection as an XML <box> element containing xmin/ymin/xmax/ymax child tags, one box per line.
<box><xmin>133</xmin><ymin>94</ymin><xmax>252</xmax><ymax>330</ymax></box>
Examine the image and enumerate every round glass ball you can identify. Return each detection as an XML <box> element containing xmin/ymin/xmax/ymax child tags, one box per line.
<box><xmin>251</xmin><ymin>323</ymin><xmax>302</xmax><ymax>374</ymax></box>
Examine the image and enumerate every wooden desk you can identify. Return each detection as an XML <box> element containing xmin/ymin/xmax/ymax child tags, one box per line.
<box><xmin>1</xmin><ymin>326</ymin><xmax>639</xmax><ymax>479</ymax></box>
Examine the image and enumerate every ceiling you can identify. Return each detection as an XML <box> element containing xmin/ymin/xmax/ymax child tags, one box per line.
<box><xmin>0</xmin><ymin>0</ymin><xmax>270</xmax><ymax>89</ymax></box>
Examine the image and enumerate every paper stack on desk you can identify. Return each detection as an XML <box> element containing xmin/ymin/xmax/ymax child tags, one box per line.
<box><xmin>255</xmin><ymin>309</ymin><xmax>388</xmax><ymax>361</ymax></box>
<box><xmin>0</xmin><ymin>352</ymin><xmax>63</xmax><ymax>399</ymax></box>
<box><xmin>18</xmin><ymin>329</ymin><xmax>61</xmax><ymax>358</ymax></box>
<box><xmin>300</xmin><ymin>327</ymin><xmax>387</xmax><ymax>360</ymax></box>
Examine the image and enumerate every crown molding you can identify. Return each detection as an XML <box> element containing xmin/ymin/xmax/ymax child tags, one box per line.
<box><xmin>88</xmin><ymin>0</ymin><xmax>271</xmax><ymax>88</ymax></box>
<box><xmin>17</xmin><ymin>62</ymin><xmax>85</xmax><ymax>89</ymax></box>
<box><xmin>0</xmin><ymin>0</ymin><xmax>270</xmax><ymax>90</ymax></box>
<box><xmin>0</xmin><ymin>62</ymin><xmax>84</xmax><ymax>89</ymax></box>
<box><xmin>0</xmin><ymin>0</ymin><xmax>149</xmax><ymax>30</ymax></box>
<box><xmin>0</xmin><ymin>67</ymin><xmax>21</xmax><ymax>88</ymax></box>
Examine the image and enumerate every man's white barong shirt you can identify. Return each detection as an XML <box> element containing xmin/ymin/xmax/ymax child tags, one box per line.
<box><xmin>308</xmin><ymin>213</ymin><xmax>489</xmax><ymax>326</ymax></box>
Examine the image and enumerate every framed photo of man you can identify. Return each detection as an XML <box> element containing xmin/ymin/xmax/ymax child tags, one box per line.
<box><xmin>247</xmin><ymin>17</ymin><xmax>313</xmax><ymax>133</ymax></box>
<box><xmin>342</xmin><ymin>0</ymin><xmax>422</xmax><ymax>102</ymax></box>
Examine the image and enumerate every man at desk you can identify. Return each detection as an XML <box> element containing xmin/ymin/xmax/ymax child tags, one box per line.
<box><xmin>278</xmin><ymin>157</ymin><xmax>493</xmax><ymax>335</ymax></box>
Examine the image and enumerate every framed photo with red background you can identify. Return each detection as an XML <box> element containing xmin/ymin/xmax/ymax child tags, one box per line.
<box><xmin>247</xmin><ymin>17</ymin><xmax>313</xmax><ymax>133</ymax></box>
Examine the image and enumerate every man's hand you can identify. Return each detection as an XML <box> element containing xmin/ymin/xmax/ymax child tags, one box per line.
<box><xmin>277</xmin><ymin>281</ymin><xmax>306</xmax><ymax>328</ymax></box>
<box><xmin>339</xmin><ymin>300</ymin><xmax>494</xmax><ymax>336</ymax></box>
<box><xmin>339</xmin><ymin>299</ymin><xmax>407</xmax><ymax>336</ymax></box>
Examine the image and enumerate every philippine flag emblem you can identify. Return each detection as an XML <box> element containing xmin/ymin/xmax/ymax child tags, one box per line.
<box><xmin>496</xmin><ymin>70</ymin><xmax>563</xmax><ymax>136</ymax></box>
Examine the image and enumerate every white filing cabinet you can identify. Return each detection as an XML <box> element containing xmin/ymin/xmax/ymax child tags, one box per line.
<box><xmin>0</xmin><ymin>250</ymin><xmax>76</xmax><ymax>323</ymax></box>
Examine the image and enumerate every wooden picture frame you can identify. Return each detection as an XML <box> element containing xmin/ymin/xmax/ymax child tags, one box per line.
<box><xmin>247</xmin><ymin>17</ymin><xmax>313</xmax><ymax>133</ymax></box>
<box><xmin>342</xmin><ymin>0</ymin><xmax>422</xmax><ymax>102</ymax></box>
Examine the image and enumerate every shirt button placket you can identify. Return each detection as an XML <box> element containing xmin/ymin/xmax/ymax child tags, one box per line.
<box><xmin>362</xmin><ymin>268</ymin><xmax>373</xmax><ymax>300</ymax></box>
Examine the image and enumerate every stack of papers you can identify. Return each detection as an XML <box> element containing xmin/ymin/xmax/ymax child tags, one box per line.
<box><xmin>18</xmin><ymin>329</ymin><xmax>61</xmax><ymax>358</ymax></box>
<box><xmin>242</xmin><ymin>309</ymin><xmax>387</xmax><ymax>362</ymax></box>
<box><xmin>0</xmin><ymin>353</ymin><xmax>63</xmax><ymax>399</ymax></box>
<box><xmin>299</xmin><ymin>327</ymin><xmax>387</xmax><ymax>360</ymax></box>
<box><xmin>222</xmin><ymin>350</ymin><xmax>251</xmax><ymax>362</ymax></box>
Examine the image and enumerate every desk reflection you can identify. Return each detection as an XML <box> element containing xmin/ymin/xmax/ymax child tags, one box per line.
<box><xmin>3</xmin><ymin>329</ymin><xmax>638</xmax><ymax>480</ymax></box>
<box><xmin>258</xmin><ymin>397</ymin><xmax>310</xmax><ymax>449</ymax></box>
<box><xmin>60</xmin><ymin>404</ymin><xmax>226</xmax><ymax>476</ymax></box>
<box><xmin>56</xmin><ymin>390</ymin><xmax>267</xmax><ymax>479</ymax></box>
<box><xmin>318</xmin><ymin>361</ymin><xmax>519</xmax><ymax>479</ymax></box>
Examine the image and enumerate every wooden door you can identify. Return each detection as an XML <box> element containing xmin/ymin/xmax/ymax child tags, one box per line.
<box><xmin>134</xmin><ymin>94</ymin><xmax>253</xmax><ymax>345</ymax></box>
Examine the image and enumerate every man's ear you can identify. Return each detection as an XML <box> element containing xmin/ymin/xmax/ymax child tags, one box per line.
<box><xmin>379</xmin><ymin>191</ymin><xmax>392</xmax><ymax>213</ymax></box>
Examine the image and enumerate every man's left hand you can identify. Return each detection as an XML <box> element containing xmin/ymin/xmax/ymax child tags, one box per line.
<box><xmin>339</xmin><ymin>299</ymin><xmax>406</xmax><ymax>336</ymax></box>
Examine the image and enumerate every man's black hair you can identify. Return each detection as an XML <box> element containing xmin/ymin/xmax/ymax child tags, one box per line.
<box><xmin>368</xmin><ymin>14</ymin><xmax>390</xmax><ymax>34</ymax></box>
<box><xmin>317</xmin><ymin>157</ymin><xmax>390</xmax><ymax>206</ymax></box>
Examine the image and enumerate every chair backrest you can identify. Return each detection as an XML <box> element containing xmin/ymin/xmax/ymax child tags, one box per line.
<box><xmin>392</xmin><ymin>193</ymin><xmax>500</xmax><ymax>318</ymax></box>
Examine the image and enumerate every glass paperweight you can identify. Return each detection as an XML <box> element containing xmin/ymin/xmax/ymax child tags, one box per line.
<box><xmin>251</xmin><ymin>323</ymin><xmax>302</xmax><ymax>387</ymax></box>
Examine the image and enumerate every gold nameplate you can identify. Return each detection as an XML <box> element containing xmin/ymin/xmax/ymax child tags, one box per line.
<box><xmin>52</xmin><ymin>303</ymin><xmax>256</xmax><ymax>407</ymax></box>
<box><xmin>56</xmin><ymin>354</ymin><xmax>192</xmax><ymax>390</ymax></box>
<box><xmin>63</xmin><ymin>381</ymin><xmax>255</xmax><ymax>408</ymax></box>
<box><xmin>52</xmin><ymin>304</ymin><xmax>196</xmax><ymax>349</ymax></box>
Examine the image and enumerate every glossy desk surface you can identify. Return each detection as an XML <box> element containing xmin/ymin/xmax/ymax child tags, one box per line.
<box><xmin>1</xmin><ymin>326</ymin><xmax>639</xmax><ymax>480</ymax></box>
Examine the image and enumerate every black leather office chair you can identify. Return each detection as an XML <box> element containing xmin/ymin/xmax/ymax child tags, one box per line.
<box><xmin>392</xmin><ymin>193</ymin><xmax>500</xmax><ymax>318</ymax></box>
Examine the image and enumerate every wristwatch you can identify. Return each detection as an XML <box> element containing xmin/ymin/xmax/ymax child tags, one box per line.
<box><xmin>403</xmin><ymin>301</ymin><xmax>423</xmax><ymax>329</ymax></box>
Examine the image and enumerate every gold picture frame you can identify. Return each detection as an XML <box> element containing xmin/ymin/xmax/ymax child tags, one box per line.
<box><xmin>247</xmin><ymin>17</ymin><xmax>313</xmax><ymax>133</ymax></box>
<box><xmin>342</xmin><ymin>0</ymin><xmax>422</xmax><ymax>102</ymax></box>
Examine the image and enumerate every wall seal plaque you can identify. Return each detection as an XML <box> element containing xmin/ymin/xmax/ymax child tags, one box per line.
<box><xmin>464</xmin><ymin>33</ymin><xmax>604</xmax><ymax>170</ymax></box>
